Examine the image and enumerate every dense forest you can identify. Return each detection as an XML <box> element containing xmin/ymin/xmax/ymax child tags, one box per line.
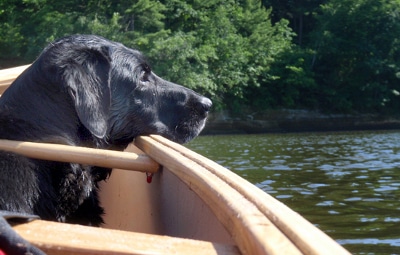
<box><xmin>1</xmin><ymin>0</ymin><xmax>399</xmax><ymax>114</ymax></box>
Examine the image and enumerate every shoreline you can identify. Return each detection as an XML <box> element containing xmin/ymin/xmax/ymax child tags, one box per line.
<box><xmin>202</xmin><ymin>109</ymin><xmax>400</xmax><ymax>135</ymax></box>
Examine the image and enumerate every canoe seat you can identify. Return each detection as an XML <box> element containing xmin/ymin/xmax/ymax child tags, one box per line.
<box><xmin>12</xmin><ymin>219</ymin><xmax>241</xmax><ymax>255</ymax></box>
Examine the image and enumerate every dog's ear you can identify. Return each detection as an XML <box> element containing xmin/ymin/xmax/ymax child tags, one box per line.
<box><xmin>63</xmin><ymin>45</ymin><xmax>111</xmax><ymax>138</ymax></box>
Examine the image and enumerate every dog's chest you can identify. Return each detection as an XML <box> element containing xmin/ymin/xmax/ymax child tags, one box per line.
<box><xmin>55</xmin><ymin>164</ymin><xmax>95</xmax><ymax>214</ymax></box>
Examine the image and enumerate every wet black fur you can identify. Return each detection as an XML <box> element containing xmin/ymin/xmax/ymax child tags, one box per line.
<box><xmin>0</xmin><ymin>34</ymin><xmax>211</xmax><ymax>226</ymax></box>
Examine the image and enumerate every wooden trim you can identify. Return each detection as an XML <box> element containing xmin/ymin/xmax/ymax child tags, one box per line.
<box><xmin>12</xmin><ymin>220</ymin><xmax>240</xmax><ymax>255</ymax></box>
<box><xmin>0</xmin><ymin>64</ymin><xmax>30</xmax><ymax>93</ymax></box>
<box><xmin>0</xmin><ymin>139</ymin><xmax>160</xmax><ymax>173</ymax></box>
<box><xmin>135</xmin><ymin>135</ymin><xmax>351</xmax><ymax>255</ymax></box>
<box><xmin>135</xmin><ymin>135</ymin><xmax>304</xmax><ymax>255</ymax></box>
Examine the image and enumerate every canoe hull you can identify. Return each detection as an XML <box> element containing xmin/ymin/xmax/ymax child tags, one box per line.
<box><xmin>101</xmin><ymin>166</ymin><xmax>234</xmax><ymax>244</ymax></box>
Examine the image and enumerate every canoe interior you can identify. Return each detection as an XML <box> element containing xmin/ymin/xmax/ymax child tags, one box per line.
<box><xmin>99</xmin><ymin>145</ymin><xmax>234</xmax><ymax>244</ymax></box>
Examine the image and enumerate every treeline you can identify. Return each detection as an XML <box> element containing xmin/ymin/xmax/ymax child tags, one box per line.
<box><xmin>1</xmin><ymin>0</ymin><xmax>399</xmax><ymax>114</ymax></box>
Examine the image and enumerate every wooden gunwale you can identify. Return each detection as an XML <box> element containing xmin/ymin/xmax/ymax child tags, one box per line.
<box><xmin>135</xmin><ymin>136</ymin><xmax>303</xmax><ymax>255</ymax></box>
<box><xmin>135</xmin><ymin>135</ymin><xmax>351</xmax><ymax>255</ymax></box>
<box><xmin>144</xmin><ymin>135</ymin><xmax>350</xmax><ymax>254</ymax></box>
<box><xmin>0</xmin><ymin>64</ymin><xmax>30</xmax><ymax>93</ymax></box>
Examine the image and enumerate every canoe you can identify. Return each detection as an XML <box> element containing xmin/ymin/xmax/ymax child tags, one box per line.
<box><xmin>0</xmin><ymin>65</ymin><xmax>351</xmax><ymax>255</ymax></box>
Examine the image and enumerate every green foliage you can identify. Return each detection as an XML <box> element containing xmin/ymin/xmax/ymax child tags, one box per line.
<box><xmin>261</xmin><ymin>0</ymin><xmax>326</xmax><ymax>45</ymax></box>
<box><xmin>0</xmin><ymin>0</ymin><xmax>27</xmax><ymax>64</ymax></box>
<box><xmin>147</xmin><ymin>0</ymin><xmax>295</xmax><ymax>110</ymax></box>
<box><xmin>247</xmin><ymin>46</ymin><xmax>318</xmax><ymax>109</ymax></box>
<box><xmin>313</xmin><ymin>0</ymin><xmax>400</xmax><ymax>113</ymax></box>
<box><xmin>1</xmin><ymin>0</ymin><xmax>399</xmax><ymax>115</ymax></box>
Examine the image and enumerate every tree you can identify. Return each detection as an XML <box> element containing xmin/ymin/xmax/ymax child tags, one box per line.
<box><xmin>247</xmin><ymin>46</ymin><xmax>318</xmax><ymax>110</ymax></box>
<box><xmin>312</xmin><ymin>0</ymin><xmax>400</xmax><ymax>113</ymax></box>
<box><xmin>3</xmin><ymin>0</ymin><xmax>399</xmax><ymax>115</ymax></box>
<box><xmin>0</xmin><ymin>0</ymin><xmax>294</xmax><ymax>111</ymax></box>
<box><xmin>0</xmin><ymin>0</ymin><xmax>31</xmax><ymax>66</ymax></box>
<box><xmin>261</xmin><ymin>0</ymin><xmax>326</xmax><ymax>46</ymax></box>
<box><xmin>150</xmin><ymin>0</ymin><xmax>294</xmax><ymax>110</ymax></box>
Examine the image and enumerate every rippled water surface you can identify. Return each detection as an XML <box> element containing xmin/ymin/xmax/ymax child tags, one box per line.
<box><xmin>186</xmin><ymin>130</ymin><xmax>400</xmax><ymax>255</ymax></box>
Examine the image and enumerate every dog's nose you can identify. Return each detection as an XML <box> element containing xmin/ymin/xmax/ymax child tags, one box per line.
<box><xmin>199</xmin><ymin>97</ymin><xmax>212</xmax><ymax>112</ymax></box>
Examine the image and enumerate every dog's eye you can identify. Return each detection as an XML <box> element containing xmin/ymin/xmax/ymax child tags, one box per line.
<box><xmin>140</xmin><ymin>70</ymin><xmax>150</xmax><ymax>83</ymax></box>
<box><xmin>142</xmin><ymin>63</ymin><xmax>151</xmax><ymax>73</ymax></box>
<box><xmin>140</xmin><ymin>64</ymin><xmax>151</xmax><ymax>83</ymax></box>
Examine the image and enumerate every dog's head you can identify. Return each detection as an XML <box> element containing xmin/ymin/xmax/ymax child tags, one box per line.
<box><xmin>33</xmin><ymin>35</ymin><xmax>212</xmax><ymax>145</ymax></box>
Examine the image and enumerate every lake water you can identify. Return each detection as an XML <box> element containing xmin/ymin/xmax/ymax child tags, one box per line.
<box><xmin>186</xmin><ymin>130</ymin><xmax>400</xmax><ymax>255</ymax></box>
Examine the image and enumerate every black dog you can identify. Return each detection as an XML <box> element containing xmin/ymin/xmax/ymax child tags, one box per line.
<box><xmin>0</xmin><ymin>34</ymin><xmax>211</xmax><ymax>253</ymax></box>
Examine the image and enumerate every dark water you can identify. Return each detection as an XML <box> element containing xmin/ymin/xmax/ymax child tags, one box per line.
<box><xmin>186</xmin><ymin>130</ymin><xmax>400</xmax><ymax>255</ymax></box>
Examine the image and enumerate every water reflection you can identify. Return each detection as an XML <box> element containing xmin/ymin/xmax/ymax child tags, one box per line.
<box><xmin>186</xmin><ymin>130</ymin><xmax>400</xmax><ymax>255</ymax></box>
